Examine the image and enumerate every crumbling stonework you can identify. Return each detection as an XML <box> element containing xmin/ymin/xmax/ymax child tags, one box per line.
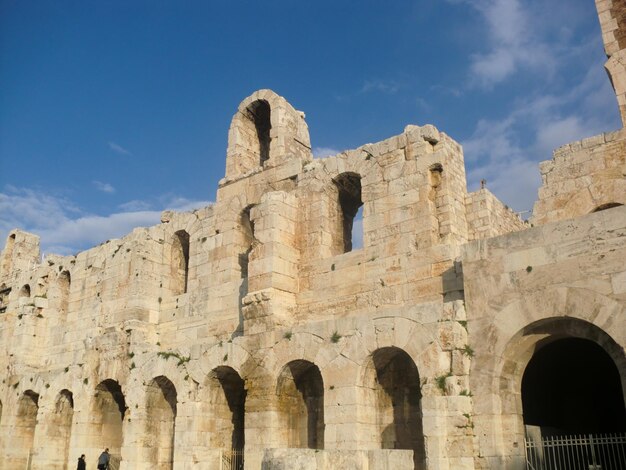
<box><xmin>0</xmin><ymin>3</ymin><xmax>625</xmax><ymax>469</ymax></box>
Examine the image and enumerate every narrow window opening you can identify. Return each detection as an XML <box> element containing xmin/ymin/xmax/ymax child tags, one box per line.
<box><xmin>58</xmin><ymin>271</ymin><xmax>71</xmax><ymax>316</ymax></box>
<box><xmin>429</xmin><ymin>164</ymin><xmax>444</xmax><ymax>240</ymax></box>
<box><xmin>172</xmin><ymin>231</ymin><xmax>190</xmax><ymax>295</ymax></box>
<box><xmin>334</xmin><ymin>173</ymin><xmax>363</xmax><ymax>253</ymax></box>
<box><xmin>247</xmin><ymin>100</ymin><xmax>271</xmax><ymax>166</ymax></box>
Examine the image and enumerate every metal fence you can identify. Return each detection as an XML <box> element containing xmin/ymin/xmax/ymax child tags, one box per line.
<box><xmin>525</xmin><ymin>433</ymin><xmax>626</xmax><ymax>470</ymax></box>
<box><xmin>220</xmin><ymin>448</ymin><xmax>244</xmax><ymax>470</ymax></box>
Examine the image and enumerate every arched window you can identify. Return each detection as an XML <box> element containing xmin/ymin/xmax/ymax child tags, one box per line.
<box><xmin>171</xmin><ymin>230</ymin><xmax>190</xmax><ymax>295</ymax></box>
<box><xmin>429</xmin><ymin>163</ymin><xmax>444</xmax><ymax>240</ymax></box>
<box><xmin>333</xmin><ymin>173</ymin><xmax>363</xmax><ymax>253</ymax></box>
<box><xmin>58</xmin><ymin>270</ymin><xmax>71</xmax><ymax>316</ymax></box>
<box><xmin>145</xmin><ymin>376</ymin><xmax>177</xmax><ymax>469</ymax></box>
<box><xmin>246</xmin><ymin>100</ymin><xmax>271</xmax><ymax>165</ymax></box>
<box><xmin>19</xmin><ymin>284</ymin><xmax>31</xmax><ymax>298</ymax></box>
<box><xmin>277</xmin><ymin>360</ymin><xmax>325</xmax><ymax>449</ymax></box>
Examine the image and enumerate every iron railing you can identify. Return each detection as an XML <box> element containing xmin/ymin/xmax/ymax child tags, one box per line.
<box><xmin>220</xmin><ymin>448</ymin><xmax>244</xmax><ymax>470</ymax></box>
<box><xmin>525</xmin><ymin>433</ymin><xmax>626</xmax><ymax>470</ymax></box>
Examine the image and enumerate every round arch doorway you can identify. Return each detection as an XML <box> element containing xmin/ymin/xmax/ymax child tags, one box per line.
<box><xmin>522</xmin><ymin>337</ymin><xmax>626</xmax><ymax>435</ymax></box>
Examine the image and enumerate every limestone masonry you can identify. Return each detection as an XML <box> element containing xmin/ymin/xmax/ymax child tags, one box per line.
<box><xmin>1</xmin><ymin>2</ymin><xmax>625</xmax><ymax>469</ymax></box>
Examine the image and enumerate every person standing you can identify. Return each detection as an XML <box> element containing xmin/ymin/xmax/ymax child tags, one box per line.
<box><xmin>97</xmin><ymin>448</ymin><xmax>110</xmax><ymax>470</ymax></box>
<box><xmin>76</xmin><ymin>454</ymin><xmax>86</xmax><ymax>470</ymax></box>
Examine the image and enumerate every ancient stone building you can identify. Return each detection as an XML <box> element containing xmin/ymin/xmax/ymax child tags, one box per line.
<box><xmin>1</xmin><ymin>2</ymin><xmax>625</xmax><ymax>469</ymax></box>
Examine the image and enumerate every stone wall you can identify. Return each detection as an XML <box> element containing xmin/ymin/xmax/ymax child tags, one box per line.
<box><xmin>531</xmin><ymin>129</ymin><xmax>626</xmax><ymax>225</ymax></box>
<box><xmin>465</xmin><ymin>189</ymin><xmax>527</xmax><ymax>240</ymax></box>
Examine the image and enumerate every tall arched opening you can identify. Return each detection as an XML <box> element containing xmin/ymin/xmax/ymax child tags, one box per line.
<box><xmin>11</xmin><ymin>390</ymin><xmax>39</xmax><ymax>468</ymax></box>
<box><xmin>332</xmin><ymin>172</ymin><xmax>363</xmax><ymax>254</ymax></box>
<box><xmin>208</xmin><ymin>367</ymin><xmax>246</xmax><ymax>457</ymax></box>
<box><xmin>522</xmin><ymin>337</ymin><xmax>626</xmax><ymax>435</ymax></box>
<box><xmin>92</xmin><ymin>379</ymin><xmax>126</xmax><ymax>466</ymax></box>
<box><xmin>362</xmin><ymin>347</ymin><xmax>425</xmax><ymax>469</ymax></box>
<box><xmin>145</xmin><ymin>376</ymin><xmax>177</xmax><ymax>469</ymax></box>
<box><xmin>277</xmin><ymin>360</ymin><xmax>324</xmax><ymax>449</ymax></box>
<box><xmin>58</xmin><ymin>270</ymin><xmax>71</xmax><ymax>317</ymax></box>
<box><xmin>171</xmin><ymin>230</ymin><xmax>190</xmax><ymax>295</ymax></box>
<box><xmin>47</xmin><ymin>390</ymin><xmax>74</xmax><ymax>469</ymax></box>
<box><xmin>246</xmin><ymin>100</ymin><xmax>271</xmax><ymax>165</ymax></box>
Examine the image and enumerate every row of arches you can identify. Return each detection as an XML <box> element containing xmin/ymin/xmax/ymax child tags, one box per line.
<box><xmin>2</xmin><ymin>347</ymin><xmax>426</xmax><ymax>469</ymax></box>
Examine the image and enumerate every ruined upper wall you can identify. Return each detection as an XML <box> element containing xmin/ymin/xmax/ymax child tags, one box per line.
<box><xmin>530</xmin><ymin>129</ymin><xmax>626</xmax><ymax>226</ymax></box>
<box><xmin>465</xmin><ymin>188</ymin><xmax>527</xmax><ymax>241</ymax></box>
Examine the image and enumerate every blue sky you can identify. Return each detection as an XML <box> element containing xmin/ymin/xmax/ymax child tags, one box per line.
<box><xmin>0</xmin><ymin>0</ymin><xmax>620</xmax><ymax>255</ymax></box>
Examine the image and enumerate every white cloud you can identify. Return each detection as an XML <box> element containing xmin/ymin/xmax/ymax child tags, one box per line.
<box><xmin>313</xmin><ymin>147</ymin><xmax>340</xmax><ymax>158</ymax></box>
<box><xmin>454</xmin><ymin>0</ymin><xmax>556</xmax><ymax>88</ymax></box>
<box><xmin>461</xmin><ymin>55</ymin><xmax>620</xmax><ymax>212</ymax></box>
<box><xmin>360</xmin><ymin>79</ymin><xmax>400</xmax><ymax>94</ymax></box>
<box><xmin>0</xmin><ymin>187</ymin><xmax>211</xmax><ymax>256</ymax></box>
<box><xmin>93</xmin><ymin>181</ymin><xmax>116</xmax><ymax>193</ymax></box>
<box><xmin>108</xmin><ymin>141</ymin><xmax>133</xmax><ymax>156</ymax></box>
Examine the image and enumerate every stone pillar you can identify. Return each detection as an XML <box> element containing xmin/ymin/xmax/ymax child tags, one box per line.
<box><xmin>243</xmin><ymin>191</ymin><xmax>300</xmax><ymax>334</ymax></box>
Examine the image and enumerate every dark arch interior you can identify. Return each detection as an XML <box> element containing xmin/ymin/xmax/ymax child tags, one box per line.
<box><xmin>372</xmin><ymin>348</ymin><xmax>424</xmax><ymax>469</ymax></box>
<box><xmin>248</xmin><ymin>100</ymin><xmax>271</xmax><ymax>165</ymax></box>
<box><xmin>173</xmin><ymin>230</ymin><xmax>190</xmax><ymax>294</ymax></box>
<box><xmin>213</xmin><ymin>366</ymin><xmax>246</xmax><ymax>451</ymax></box>
<box><xmin>522</xmin><ymin>337</ymin><xmax>626</xmax><ymax>434</ymax></box>
<box><xmin>278</xmin><ymin>360</ymin><xmax>325</xmax><ymax>449</ymax></box>
<box><xmin>333</xmin><ymin>173</ymin><xmax>363</xmax><ymax>253</ymax></box>
<box><xmin>592</xmin><ymin>202</ymin><xmax>623</xmax><ymax>212</ymax></box>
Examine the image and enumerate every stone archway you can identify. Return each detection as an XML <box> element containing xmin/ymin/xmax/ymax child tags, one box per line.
<box><xmin>362</xmin><ymin>347</ymin><xmax>425</xmax><ymax>470</ymax></box>
<box><xmin>8</xmin><ymin>390</ymin><xmax>39</xmax><ymax>469</ymax></box>
<box><xmin>208</xmin><ymin>366</ymin><xmax>246</xmax><ymax>452</ymax></box>
<box><xmin>47</xmin><ymin>389</ymin><xmax>74</xmax><ymax>470</ymax></box>
<box><xmin>90</xmin><ymin>379</ymin><xmax>126</xmax><ymax>466</ymax></box>
<box><xmin>145</xmin><ymin>376</ymin><xmax>177</xmax><ymax>469</ymax></box>
<box><xmin>499</xmin><ymin>317</ymin><xmax>626</xmax><ymax>442</ymax></box>
<box><xmin>276</xmin><ymin>360</ymin><xmax>324</xmax><ymax>449</ymax></box>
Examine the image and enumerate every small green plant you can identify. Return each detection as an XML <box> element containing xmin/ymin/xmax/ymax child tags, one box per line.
<box><xmin>460</xmin><ymin>389</ymin><xmax>473</xmax><ymax>397</ymax></box>
<box><xmin>45</xmin><ymin>383</ymin><xmax>50</xmax><ymax>389</ymax></box>
<box><xmin>130</xmin><ymin>362</ymin><xmax>136</xmax><ymax>370</ymax></box>
<box><xmin>36</xmin><ymin>313</ymin><xmax>43</xmax><ymax>318</ymax></box>
<box><xmin>223</xmin><ymin>353</ymin><xmax>228</xmax><ymax>362</ymax></box>
<box><xmin>329</xmin><ymin>385</ymin><xmax>335</xmax><ymax>390</ymax></box>
<box><xmin>128</xmin><ymin>352</ymin><xmax>135</xmax><ymax>358</ymax></box>
<box><xmin>283</xmin><ymin>331</ymin><xmax>292</xmax><ymax>341</ymax></box>
<box><xmin>64</xmin><ymin>366</ymin><xmax>69</xmax><ymax>373</ymax></box>
<box><xmin>12</xmin><ymin>381</ymin><xmax>19</xmax><ymax>389</ymax></box>
<box><xmin>331</xmin><ymin>263</ymin><xmax>336</xmax><ymax>271</ymax></box>
<box><xmin>330</xmin><ymin>331</ymin><xmax>341</xmax><ymax>343</ymax></box>
<box><xmin>83</xmin><ymin>378</ymin><xmax>88</xmax><ymax>385</ymax></box>
<box><xmin>457</xmin><ymin>320</ymin><xmax>468</xmax><ymax>331</ymax></box>
<box><xmin>157</xmin><ymin>351</ymin><xmax>190</xmax><ymax>366</ymax></box>
<box><xmin>435</xmin><ymin>374</ymin><xmax>451</xmax><ymax>393</ymax></box>
<box><xmin>461</xmin><ymin>344</ymin><xmax>474</xmax><ymax>357</ymax></box>
<box><xmin>526</xmin><ymin>265</ymin><xmax>533</xmax><ymax>273</ymax></box>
